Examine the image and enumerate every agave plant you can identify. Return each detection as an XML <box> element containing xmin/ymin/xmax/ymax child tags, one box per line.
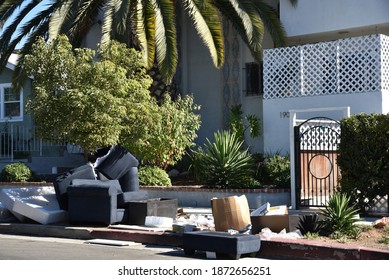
<box><xmin>297</xmin><ymin>213</ymin><xmax>322</xmax><ymax>236</ymax></box>
<box><xmin>320</xmin><ymin>192</ymin><xmax>361</xmax><ymax>237</ymax></box>
<box><xmin>190</xmin><ymin>130</ymin><xmax>254</xmax><ymax>188</ymax></box>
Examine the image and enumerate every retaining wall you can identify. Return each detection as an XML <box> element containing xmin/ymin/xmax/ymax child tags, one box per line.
<box><xmin>140</xmin><ymin>186</ymin><xmax>291</xmax><ymax>208</ymax></box>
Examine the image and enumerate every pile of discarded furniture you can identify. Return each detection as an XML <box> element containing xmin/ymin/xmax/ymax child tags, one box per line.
<box><xmin>0</xmin><ymin>145</ymin><xmax>177</xmax><ymax>226</ymax></box>
<box><xmin>55</xmin><ymin>144</ymin><xmax>150</xmax><ymax>225</ymax></box>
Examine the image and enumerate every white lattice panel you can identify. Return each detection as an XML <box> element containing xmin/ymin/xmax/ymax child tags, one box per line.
<box><xmin>380</xmin><ymin>35</ymin><xmax>389</xmax><ymax>91</ymax></box>
<box><xmin>264</xmin><ymin>34</ymin><xmax>388</xmax><ymax>99</ymax></box>
<box><xmin>264</xmin><ymin>46</ymin><xmax>301</xmax><ymax>98</ymax></box>
<box><xmin>366</xmin><ymin>195</ymin><xmax>388</xmax><ymax>215</ymax></box>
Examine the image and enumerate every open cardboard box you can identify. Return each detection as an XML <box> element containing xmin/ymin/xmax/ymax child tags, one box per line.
<box><xmin>250</xmin><ymin>204</ymin><xmax>300</xmax><ymax>234</ymax></box>
<box><xmin>211</xmin><ymin>195</ymin><xmax>251</xmax><ymax>232</ymax></box>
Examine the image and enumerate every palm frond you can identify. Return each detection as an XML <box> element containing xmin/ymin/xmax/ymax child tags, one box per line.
<box><xmin>0</xmin><ymin>1</ymin><xmax>55</xmax><ymax>77</ymax></box>
<box><xmin>0</xmin><ymin>1</ymin><xmax>41</xmax><ymax>52</ymax></box>
<box><xmin>182</xmin><ymin>0</ymin><xmax>224</xmax><ymax>68</ymax></box>
<box><xmin>101</xmin><ymin>0</ymin><xmax>116</xmax><ymax>46</ymax></box>
<box><xmin>114</xmin><ymin>0</ymin><xmax>131</xmax><ymax>35</ymax></box>
<box><xmin>213</xmin><ymin>0</ymin><xmax>258</xmax><ymax>61</ymax></box>
<box><xmin>11</xmin><ymin>9</ymin><xmax>54</xmax><ymax>90</ymax></box>
<box><xmin>153</xmin><ymin>0</ymin><xmax>177</xmax><ymax>83</ymax></box>
<box><xmin>0</xmin><ymin>0</ymin><xmax>24</xmax><ymax>25</ymax></box>
<box><xmin>252</xmin><ymin>0</ymin><xmax>286</xmax><ymax>47</ymax></box>
<box><xmin>49</xmin><ymin>0</ymin><xmax>80</xmax><ymax>40</ymax></box>
<box><xmin>68</xmin><ymin>0</ymin><xmax>103</xmax><ymax>45</ymax></box>
<box><xmin>135</xmin><ymin>0</ymin><xmax>156</xmax><ymax>68</ymax></box>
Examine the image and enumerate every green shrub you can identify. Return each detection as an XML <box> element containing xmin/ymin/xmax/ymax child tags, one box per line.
<box><xmin>257</xmin><ymin>152</ymin><xmax>290</xmax><ymax>188</ymax></box>
<box><xmin>190</xmin><ymin>130</ymin><xmax>254</xmax><ymax>188</ymax></box>
<box><xmin>338</xmin><ymin>113</ymin><xmax>389</xmax><ymax>212</ymax></box>
<box><xmin>138</xmin><ymin>166</ymin><xmax>172</xmax><ymax>186</ymax></box>
<box><xmin>228</xmin><ymin>104</ymin><xmax>261</xmax><ymax>143</ymax></box>
<box><xmin>123</xmin><ymin>94</ymin><xmax>201</xmax><ymax>170</ymax></box>
<box><xmin>0</xmin><ymin>163</ymin><xmax>33</xmax><ymax>182</ymax></box>
<box><xmin>320</xmin><ymin>192</ymin><xmax>361</xmax><ymax>238</ymax></box>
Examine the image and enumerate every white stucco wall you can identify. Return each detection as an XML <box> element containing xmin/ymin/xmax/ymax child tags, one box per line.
<box><xmin>263</xmin><ymin>91</ymin><xmax>385</xmax><ymax>154</ymax></box>
<box><xmin>383</xmin><ymin>90</ymin><xmax>389</xmax><ymax>113</ymax></box>
<box><xmin>281</xmin><ymin>0</ymin><xmax>389</xmax><ymax>38</ymax></box>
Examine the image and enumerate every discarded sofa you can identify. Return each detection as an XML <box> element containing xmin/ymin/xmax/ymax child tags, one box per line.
<box><xmin>54</xmin><ymin>144</ymin><xmax>148</xmax><ymax>226</ymax></box>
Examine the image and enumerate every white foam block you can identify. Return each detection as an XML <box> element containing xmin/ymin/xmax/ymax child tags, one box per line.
<box><xmin>0</xmin><ymin>187</ymin><xmax>67</xmax><ymax>225</ymax></box>
<box><xmin>0</xmin><ymin>188</ymin><xmax>28</xmax><ymax>222</ymax></box>
<box><xmin>144</xmin><ymin>216</ymin><xmax>173</xmax><ymax>228</ymax></box>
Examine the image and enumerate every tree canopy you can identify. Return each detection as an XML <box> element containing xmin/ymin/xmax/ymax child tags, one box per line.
<box><xmin>23</xmin><ymin>35</ymin><xmax>156</xmax><ymax>154</ymax></box>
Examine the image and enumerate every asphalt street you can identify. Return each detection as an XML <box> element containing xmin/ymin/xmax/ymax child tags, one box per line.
<box><xmin>0</xmin><ymin>234</ymin><xmax>190</xmax><ymax>260</ymax></box>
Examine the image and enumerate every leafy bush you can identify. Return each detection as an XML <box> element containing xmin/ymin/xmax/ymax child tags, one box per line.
<box><xmin>338</xmin><ymin>113</ymin><xmax>389</xmax><ymax>212</ymax></box>
<box><xmin>123</xmin><ymin>94</ymin><xmax>201</xmax><ymax>170</ymax></box>
<box><xmin>190</xmin><ymin>130</ymin><xmax>255</xmax><ymax>188</ymax></box>
<box><xmin>138</xmin><ymin>166</ymin><xmax>172</xmax><ymax>187</ymax></box>
<box><xmin>24</xmin><ymin>35</ymin><xmax>154</xmax><ymax>154</ymax></box>
<box><xmin>228</xmin><ymin>104</ymin><xmax>261</xmax><ymax>143</ymax></box>
<box><xmin>0</xmin><ymin>163</ymin><xmax>34</xmax><ymax>182</ymax></box>
<box><xmin>320</xmin><ymin>192</ymin><xmax>361</xmax><ymax>238</ymax></box>
<box><xmin>257</xmin><ymin>152</ymin><xmax>290</xmax><ymax>188</ymax></box>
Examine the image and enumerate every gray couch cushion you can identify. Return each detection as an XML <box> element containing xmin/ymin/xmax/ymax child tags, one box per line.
<box><xmin>117</xmin><ymin>190</ymin><xmax>148</xmax><ymax>207</ymax></box>
<box><xmin>118</xmin><ymin>167</ymin><xmax>140</xmax><ymax>192</ymax></box>
<box><xmin>95</xmin><ymin>145</ymin><xmax>139</xmax><ymax>180</ymax></box>
<box><xmin>71</xmin><ymin>179</ymin><xmax>123</xmax><ymax>194</ymax></box>
<box><xmin>54</xmin><ymin>163</ymin><xmax>96</xmax><ymax>210</ymax></box>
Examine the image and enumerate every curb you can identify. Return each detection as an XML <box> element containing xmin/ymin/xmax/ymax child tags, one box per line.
<box><xmin>1</xmin><ymin>223</ymin><xmax>388</xmax><ymax>260</ymax></box>
<box><xmin>257</xmin><ymin>238</ymin><xmax>389</xmax><ymax>260</ymax></box>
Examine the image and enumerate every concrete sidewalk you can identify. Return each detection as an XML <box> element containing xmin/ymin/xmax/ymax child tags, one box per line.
<box><xmin>0</xmin><ymin>221</ymin><xmax>388</xmax><ymax>260</ymax></box>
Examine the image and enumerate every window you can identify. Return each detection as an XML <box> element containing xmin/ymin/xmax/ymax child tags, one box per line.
<box><xmin>0</xmin><ymin>84</ymin><xmax>23</xmax><ymax>121</ymax></box>
<box><xmin>244</xmin><ymin>62</ymin><xmax>263</xmax><ymax>96</ymax></box>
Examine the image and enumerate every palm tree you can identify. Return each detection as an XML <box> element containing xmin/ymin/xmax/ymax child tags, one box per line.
<box><xmin>0</xmin><ymin>0</ymin><xmax>296</xmax><ymax>89</ymax></box>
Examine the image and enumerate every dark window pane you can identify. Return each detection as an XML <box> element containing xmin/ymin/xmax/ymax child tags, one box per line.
<box><xmin>5</xmin><ymin>103</ymin><xmax>20</xmax><ymax>117</ymax></box>
<box><xmin>4</xmin><ymin>88</ymin><xmax>20</xmax><ymax>102</ymax></box>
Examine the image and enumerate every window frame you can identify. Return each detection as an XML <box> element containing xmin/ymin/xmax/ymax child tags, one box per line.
<box><xmin>0</xmin><ymin>83</ymin><xmax>23</xmax><ymax>122</ymax></box>
<box><xmin>244</xmin><ymin>62</ymin><xmax>263</xmax><ymax>96</ymax></box>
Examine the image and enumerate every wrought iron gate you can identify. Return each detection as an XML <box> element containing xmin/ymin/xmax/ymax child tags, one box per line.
<box><xmin>294</xmin><ymin>117</ymin><xmax>341</xmax><ymax>208</ymax></box>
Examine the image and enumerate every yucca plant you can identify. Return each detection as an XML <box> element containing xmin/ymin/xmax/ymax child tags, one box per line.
<box><xmin>190</xmin><ymin>130</ymin><xmax>254</xmax><ymax>188</ymax></box>
<box><xmin>320</xmin><ymin>192</ymin><xmax>361</xmax><ymax>238</ymax></box>
<box><xmin>297</xmin><ymin>214</ymin><xmax>322</xmax><ymax>236</ymax></box>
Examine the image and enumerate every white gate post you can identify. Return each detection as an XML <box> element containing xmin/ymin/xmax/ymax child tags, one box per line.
<box><xmin>289</xmin><ymin>110</ymin><xmax>297</xmax><ymax>209</ymax></box>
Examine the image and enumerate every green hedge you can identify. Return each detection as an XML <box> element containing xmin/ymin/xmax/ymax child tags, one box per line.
<box><xmin>138</xmin><ymin>165</ymin><xmax>172</xmax><ymax>187</ymax></box>
<box><xmin>338</xmin><ymin>113</ymin><xmax>389</xmax><ymax>211</ymax></box>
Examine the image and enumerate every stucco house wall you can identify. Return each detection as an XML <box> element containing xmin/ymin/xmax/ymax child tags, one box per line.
<box><xmin>281</xmin><ymin>0</ymin><xmax>389</xmax><ymax>43</ymax></box>
<box><xmin>263</xmin><ymin>91</ymin><xmax>386</xmax><ymax>154</ymax></box>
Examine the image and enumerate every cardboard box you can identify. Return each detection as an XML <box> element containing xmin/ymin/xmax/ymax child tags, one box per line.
<box><xmin>250</xmin><ymin>214</ymin><xmax>301</xmax><ymax>234</ymax></box>
<box><xmin>211</xmin><ymin>195</ymin><xmax>251</xmax><ymax>232</ymax></box>
<box><xmin>266</xmin><ymin>205</ymin><xmax>288</xmax><ymax>215</ymax></box>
